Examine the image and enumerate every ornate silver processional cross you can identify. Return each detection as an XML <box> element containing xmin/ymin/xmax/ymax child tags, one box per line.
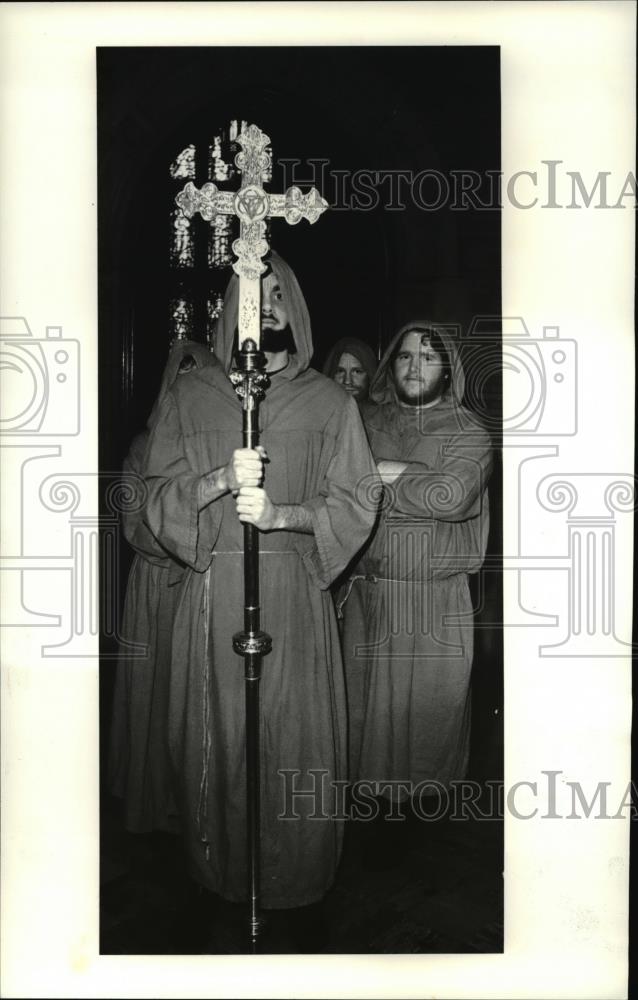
<box><xmin>175</xmin><ymin>123</ymin><xmax>328</xmax><ymax>346</ymax></box>
<box><xmin>175</xmin><ymin>123</ymin><xmax>328</xmax><ymax>951</ymax></box>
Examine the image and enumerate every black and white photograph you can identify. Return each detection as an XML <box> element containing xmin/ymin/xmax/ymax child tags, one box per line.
<box><xmin>1</xmin><ymin>3</ymin><xmax>633</xmax><ymax>998</ymax></box>
<box><xmin>97</xmin><ymin>44</ymin><xmax>503</xmax><ymax>956</ymax></box>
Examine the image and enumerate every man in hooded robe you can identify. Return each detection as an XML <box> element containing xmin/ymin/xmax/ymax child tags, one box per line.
<box><xmin>322</xmin><ymin>336</ymin><xmax>378</xmax><ymax>417</ymax></box>
<box><xmin>141</xmin><ymin>252</ymin><xmax>378</xmax><ymax>911</ymax></box>
<box><xmin>340</xmin><ymin>322</ymin><xmax>492</xmax><ymax>822</ymax></box>
<box><xmin>108</xmin><ymin>339</ymin><xmax>219</xmax><ymax>834</ymax></box>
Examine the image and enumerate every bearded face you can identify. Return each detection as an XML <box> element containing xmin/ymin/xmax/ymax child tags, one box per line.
<box><xmin>392</xmin><ymin>330</ymin><xmax>447</xmax><ymax>407</ymax></box>
<box><xmin>260</xmin><ymin>271</ymin><xmax>295</xmax><ymax>354</ymax></box>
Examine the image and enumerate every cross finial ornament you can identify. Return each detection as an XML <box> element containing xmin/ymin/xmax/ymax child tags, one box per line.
<box><xmin>176</xmin><ymin>127</ymin><xmax>328</xmax><ymax>948</ymax></box>
<box><xmin>175</xmin><ymin>123</ymin><xmax>328</xmax><ymax>346</ymax></box>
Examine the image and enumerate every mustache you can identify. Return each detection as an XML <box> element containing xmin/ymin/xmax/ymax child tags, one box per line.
<box><xmin>232</xmin><ymin>324</ymin><xmax>297</xmax><ymax>355</ymax></box>
<box><xmin>260</xmin><ymin>324</ymin><xmax>297</xmax><ymax>354</ymax></box>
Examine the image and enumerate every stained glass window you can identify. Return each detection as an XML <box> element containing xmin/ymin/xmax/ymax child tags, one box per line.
<box><xmin>170</xmin><ymin>144</ymin><xmax>196</xmax><ymax>180</ymax></box>
<box><xmin>206</xmin><ymin>294</ymin><xmax>225</xmax><ymax>352</ymax></box>
<box><xmin>168</xmin><ymin>121</ymin><xmax>275</xmax><ymax>345</ymax></box>
<box><xmin>207</xmin><ymin>216</ymin><xmax>232</xmax><ymax>269</ymax></box>
<box><xmin>170</xmin><ymin>207</ymin><xmax>194</xmax><ymax>268</ymax></box>
<box><xmin>169</xmin><ymin>297</ymin><xmax>194</xmax><ymax>341</ymax></box>
<box><xmin>208</xmin><ymin>133</ymin><xmax>232</xmax><ymax>183</ymax></box>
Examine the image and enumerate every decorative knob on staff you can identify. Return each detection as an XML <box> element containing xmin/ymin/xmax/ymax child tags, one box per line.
<box><xmin>176</xmin><ymin>123</ymin><xmax>327</xmax><ymax>951</ymax></box>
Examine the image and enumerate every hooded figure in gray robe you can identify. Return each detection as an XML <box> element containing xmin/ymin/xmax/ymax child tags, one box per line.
<box><xmin>140</xmin><ymin>252</ymin><xmax>378</xmax><ymax>907</ymax></box>
<box><xmin>322</xmin><ymin>336</ymin><xmax>378</xmax><ymax>417</ymax></box>
<box><xmin>341</xmin><ymin>321</ymin><xmax>492</xmax><ymax>795</ymax></box>
<box><xmin>108</xmin><ymin>339</ymin><xmax>218</xmax><ymax>833</ymax></box>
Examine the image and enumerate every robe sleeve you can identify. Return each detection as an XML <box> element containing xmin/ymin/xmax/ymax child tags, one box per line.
<box><xmin>141</xmin><ymin>390</ymin><xmax>222</xmax><ymax>572</ymax></box>
<box><xmin>119</xmin><ymin>435</ymin><xmax>174</xmax><ymax>566</ymax></box>
<box><xmin>390</xmin><ymin>427</ymin><xmax>492</xmax><ymax>522</ymax></box>
<box><xmin>298</xmin><ymin>396</ymin><xmax>379</xmax><ymax>590</ymax></box>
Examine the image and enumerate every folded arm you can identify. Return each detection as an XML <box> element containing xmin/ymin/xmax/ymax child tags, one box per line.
<box><xmin>383</xmin><ymin>429</ymin><xmax>493</xmax><ymax>521</ymax></box>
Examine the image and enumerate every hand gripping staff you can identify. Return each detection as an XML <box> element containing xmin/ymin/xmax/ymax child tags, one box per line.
<box><xmin>176</xmin><ymin>123</ymin><xmax>328</xmax><ymax>950</ymax></box>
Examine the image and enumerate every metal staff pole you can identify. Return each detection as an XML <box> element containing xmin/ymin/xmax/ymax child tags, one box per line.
<box><xmin>229</xmin><ymin>339</ymin><xmax>272</xmax><ymax>951</ymax></box>
<box><xmin>175</xmin><ymin>122</ymin><xmax>328</xmax><ymax>952</ymax></box>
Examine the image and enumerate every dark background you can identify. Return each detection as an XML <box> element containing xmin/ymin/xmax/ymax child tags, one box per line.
<box><xmin>98</xmin><ymin>43</ymin><xmax>502</xmax><ymax>817</ymax></box>
<box><xmin>98</xmin><ymin>47</ymin><xmax>501</xmax><ymax>450</ymax></box>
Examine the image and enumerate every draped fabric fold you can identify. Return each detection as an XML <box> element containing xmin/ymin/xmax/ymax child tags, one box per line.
<box><xmin>342</xmin><ymin>322</ymin><xmax>492</xmax><ymax>789</ymax></box>
<box><xmin>108</xmin><ymin>339</ymin><xmax>219</xmax><ymax>833</ymax></box>
<box><xmin>140</xmin><ymin>254</ymin><xmax>379</xmax><ymax>906</ymax></box>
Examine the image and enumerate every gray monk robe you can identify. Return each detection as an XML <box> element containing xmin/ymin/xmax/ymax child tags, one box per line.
<box><xmin>341</xmin><ymin>323</ymin><xmax>492</xmax><ymax>790</ymax></box>
<box><xmin>108</xmin><ymin>340</ymin><xmax>217</xmax><ymax>833</ymax></box>
<box><xmin>142</xmin><ymin>253</ymin><xmax>378</xmax><ymax>908</ymax></box>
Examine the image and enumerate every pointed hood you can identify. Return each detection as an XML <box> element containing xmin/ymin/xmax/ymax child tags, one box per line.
<box><xmin>322</xmin><ymin>337</ymin><xmax>378</xmax><ymax>386</ymax></box>
<box><xmin>213</xmin><ymin>249</ymin><xmax>313</xmax><ymax>378</ymax></box>
<box><xmin>369</xmin><ymin>320</ymin><xmax>465</xmax><ymax>407</ymax></box>
<box><xmin>127</xmin><ymin>338</ymin><xmax>217</xmax><ymax>473</ymax></box>
<box><xmin>147</xmin><ymin>338</ymin><xmax>218</xmax><ymax>428</ymax></box>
